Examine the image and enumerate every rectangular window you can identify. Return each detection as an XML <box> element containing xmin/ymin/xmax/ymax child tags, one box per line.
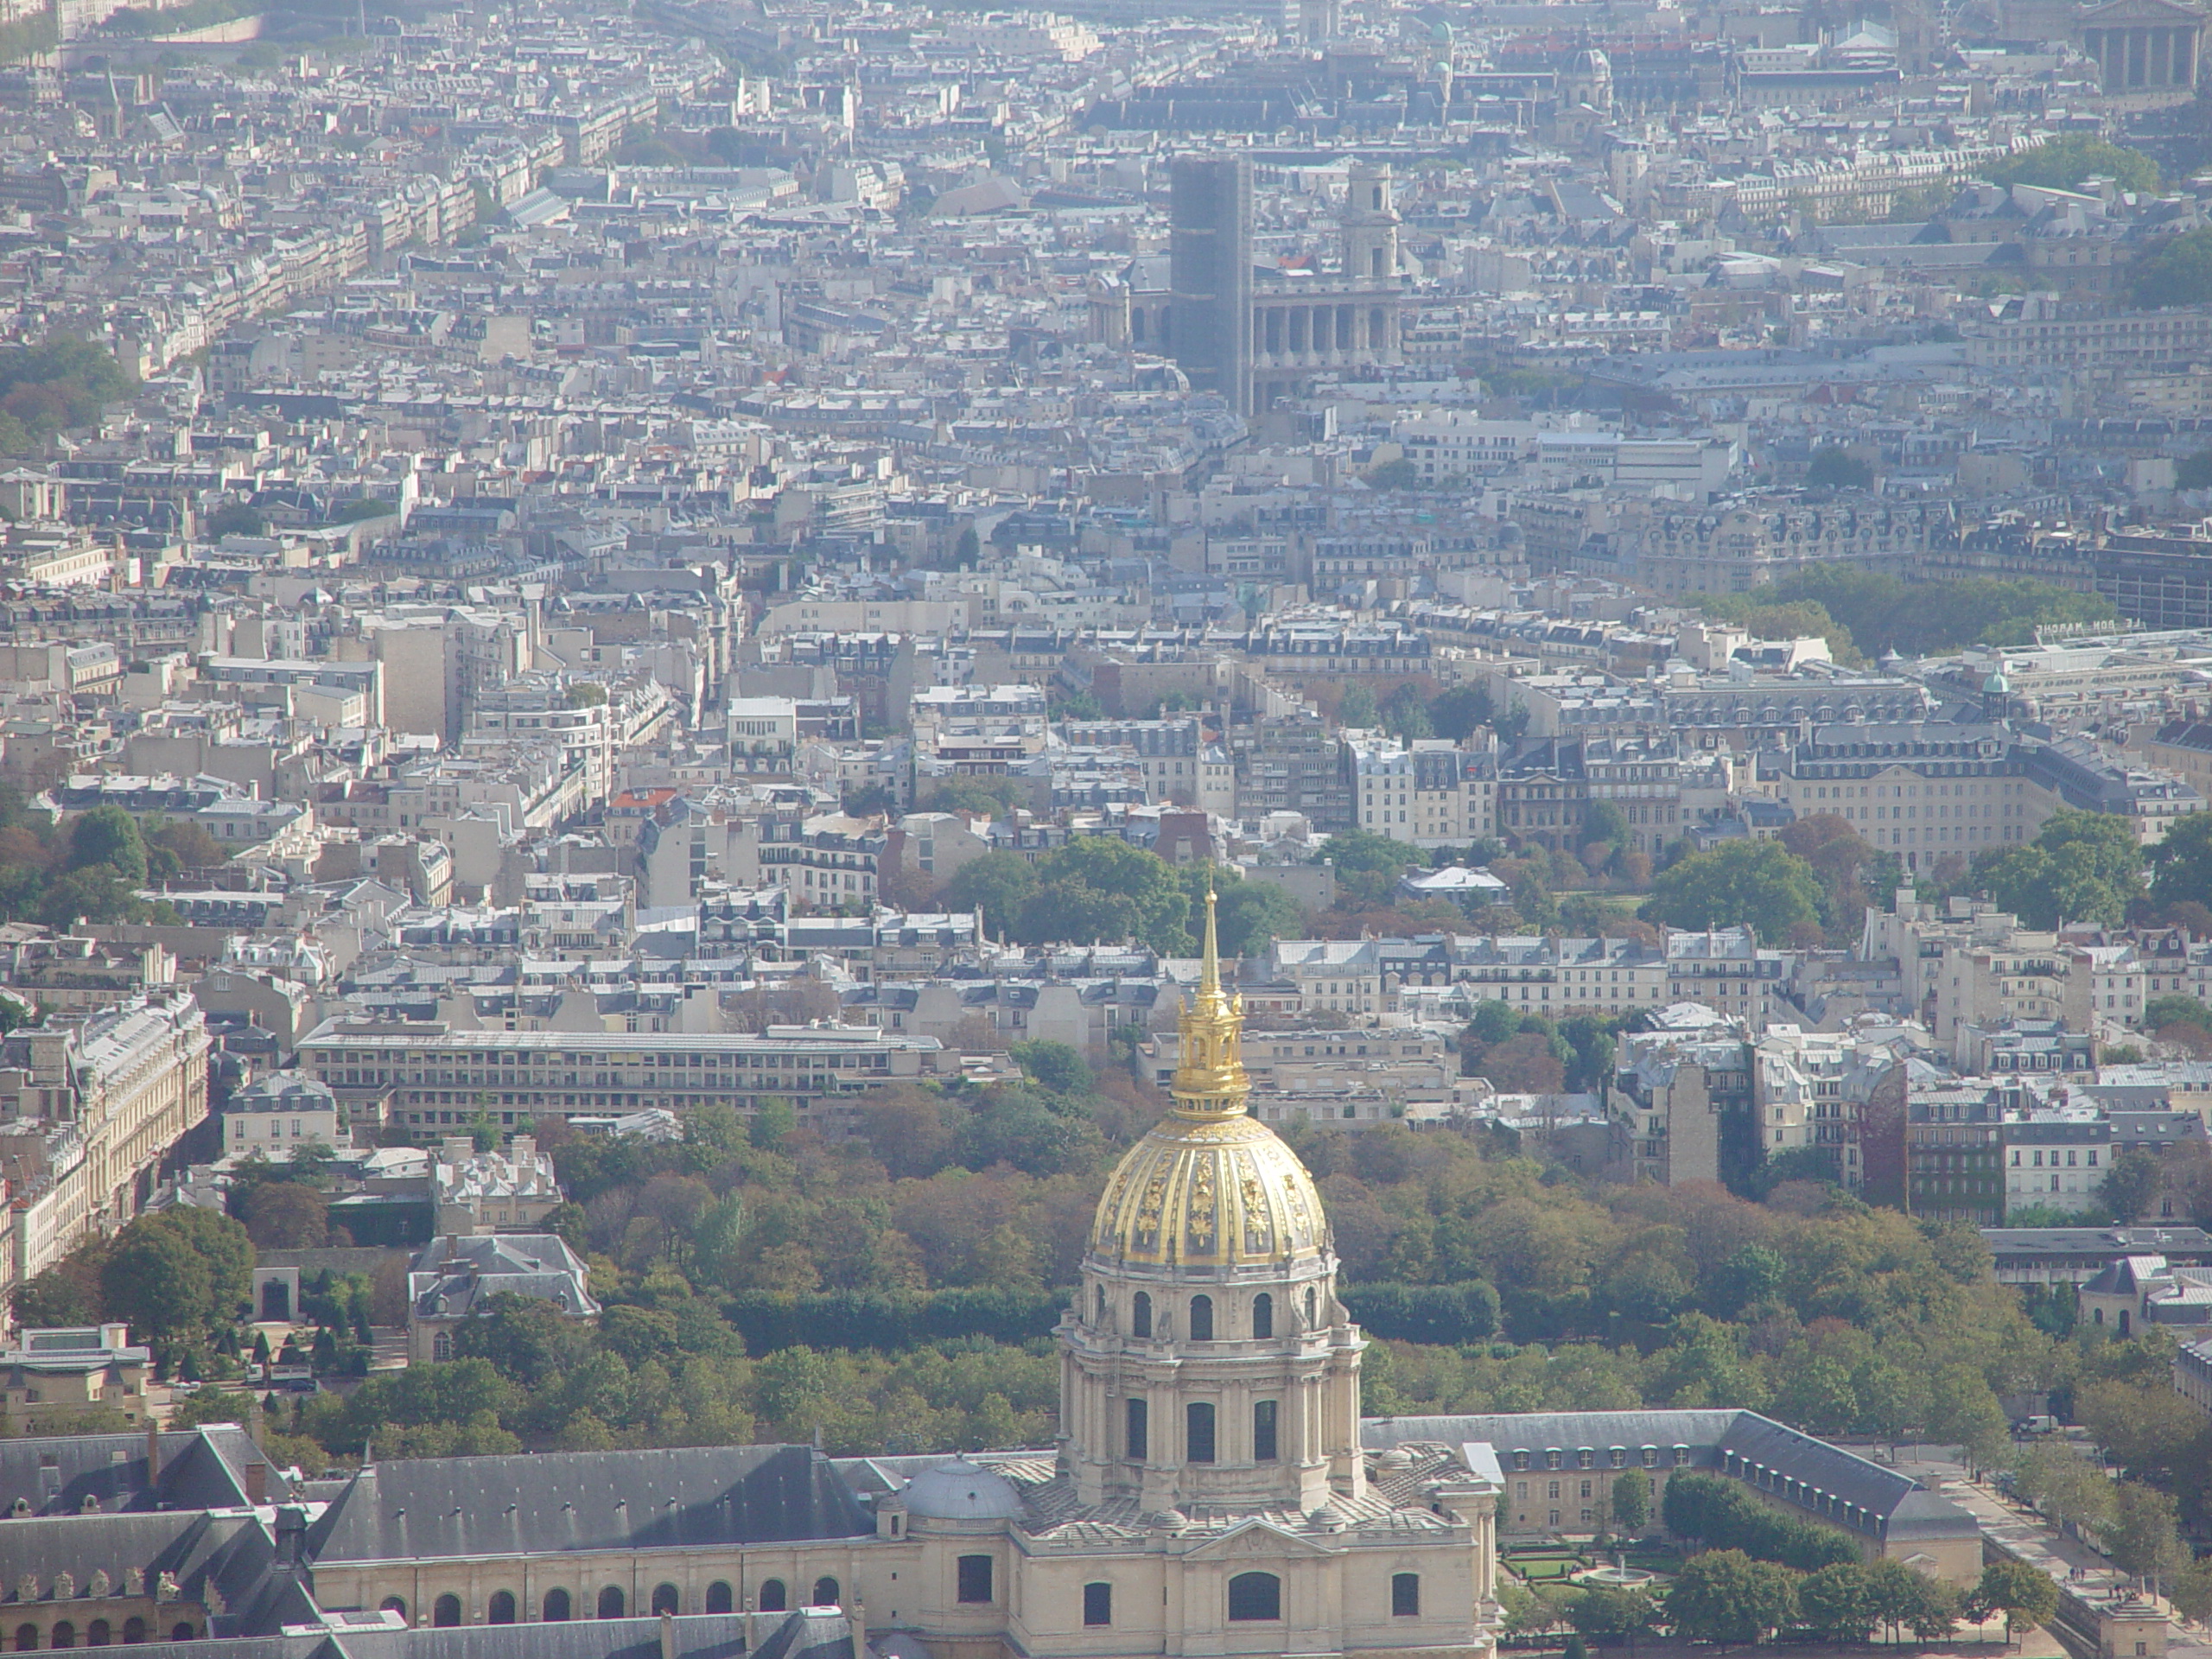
<box><xmin>1254</xmin><ymin>1401</ymin><xmax>1278</xmax><ymax>1462</ymax></box>
<box><xmin>1084</xmin><ymin>1583</ymin><xmax>1111</xmax><ymax>1627</ymax></box>
<box><xmin>1393</xmin><ymin>1574</ymin><xmax>1420</xmax><ymax>1618</ymax></box>
<box><xmin>1126</xmin><ymin>1398</ymin><xmax>1147</xmax><ymax>1461</ymax></box>
<box><xmin>1187</xmin><ymin>1402</ymin><xmax>1217</xmax><ymax>1463</ymax></box>
<box><xmin>957</xmin><ymin>1555</ymin><xmax>993</xmax><ymax>1605</ymax></box>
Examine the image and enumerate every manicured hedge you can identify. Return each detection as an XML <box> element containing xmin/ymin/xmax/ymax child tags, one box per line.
<box><xmin>1342</xmin><ymin>1281</ymin><xmax>1501</xmax><ymax>1344</ymax></box>
<box><xmin>725</xmin><ymin>1286</ymin><xmax>1067</xmax><ymax>1352</ymax></box>
<box><xmin>1660</xmin><ymin>1470</ymin><xmax>1859</xmax><ymax>1570</ymax></box>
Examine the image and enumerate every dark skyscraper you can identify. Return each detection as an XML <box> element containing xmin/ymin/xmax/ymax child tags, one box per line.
<box><xmin>1169</xmin><ymin>155</ymin><xmax>1252</xmax><ymax>417</ymax></box>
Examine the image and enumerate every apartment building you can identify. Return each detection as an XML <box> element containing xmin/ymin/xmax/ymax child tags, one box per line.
<box><xmin>0</xmin><ymin>994</ymin><xmax>212</xmax><ymax>1295</ymax></box>
<box><xmin>1769</xmin><ymin>719</ymin><xmax>2038</xmax><ymax>874</ymax></box>
<box><xmin>1060</xmin><ymin>716</ymin><xmax>1233</xmax><ymax>813</ymax></box>
<box><xmin>1610</xmin><ymin>1009</ymin><xmax>1752</xmax><ymax>1185</ymax></box>
<box><xmin>1350</xmin><ymin>738</ymin><xmax>1497</xmax><ymax>848</ymax></box>
<box><xmin>296</xmin><ymin>1020</ymin><xmax>944</xmax><ymax>1137</ymax></box>
<box><xmin>1907</xmin><ymin>1079</ymin><xmax>2006</xmax><ymax>1226</ymax></box>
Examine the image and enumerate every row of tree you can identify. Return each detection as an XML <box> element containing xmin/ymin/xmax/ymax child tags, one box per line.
<box><xmin>1693</xmin><ymin>565</ymin><xmax>2118</xmax><ymax>660</ymax></box>
<box><xmin>1526</xmin><ymin>1552</ymin><xmax>2057</xmax><ymax>1649</ymax></box>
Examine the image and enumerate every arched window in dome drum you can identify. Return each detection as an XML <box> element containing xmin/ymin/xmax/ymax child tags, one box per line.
<box><xmin>758</xmin><ymin>1582</ymin><xmax>787</xmax><ymax>1613</ymax></box>
<box><xmin>811</xmin><ymin>1580</ymin><xmax>840</xmax><ymax>1609</ymax></box>
<box><xmin>707</xmin><ymin>1585</ymin><xmax>734</xmax><ymax>1615</ymax></box>
<box><xmin>1306</xmin><ymin>1287</ymin><xmax>1318</xmax><ymax>1328</ymax></box>
<box><xmin>1127</xmin><ymin>1397</ymin><xmax>1147</xmax><ymax>1460</ymax></box>
<box><xmin>1132</xmin><ymin>1293</ymin><xmax>1152</xmax><ymax>1338</ymax></box>
<box><xmin>1252</xmin><ymin>1293</ymin><xmax>1273</xmax><ymax>1338</ymax></box>
<box><xmin>1189</xmin><ymin>1295</ymin><xmax>1213</xmax><ymax>1341</ymax></box>
<box><xmin>1095</xmin><ymin>1285</ymin><xmax>1106</xmax><ymax>1325</ymax></box>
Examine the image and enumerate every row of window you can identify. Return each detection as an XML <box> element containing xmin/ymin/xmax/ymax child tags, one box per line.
<box><xmin>1127</xmin><ymin>1399</ymin><xmax>1278</xmax><ymax>1463</ymax></box>
<box><xmin>389</xmin><ymin>1578</ymin><xmax>830</xmax><ymax>1626</ymax></box>
<box><xmin>379</xmin><ymin>1563</ymin><xmax>1417</xmax><ymax>1630</ymax></box>
<box><xmin>10</xmin><ymin>1621</ymin><xmax>188</xmax><ymax>1649</ymax></box>
<box><xmin>1113</xmin><ymin>1289</ymin><xmax>1292</xmax><ymax>1341</ymax></box>
<box><xmin>1508</xmin><ymin>1445</ymin><xmax>1689</xmax><ymax>1471</ymax></box>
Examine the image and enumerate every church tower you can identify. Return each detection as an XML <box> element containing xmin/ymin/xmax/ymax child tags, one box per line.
<box><xmin>1340</xmin><ymin>163</ymin><xmax>1401</xmax><ymax>283</ymax></box>
<box><xmin>1059</xmin><ymin>887</ymin><xmax>1366</xmax><ymax>1513</ymax></box>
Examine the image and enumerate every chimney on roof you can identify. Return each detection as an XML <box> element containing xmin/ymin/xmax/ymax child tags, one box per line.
<box><xmin>146</xmin><ymin>1422</ymin><xmax>161</xmax><ymax>1484</ymax></box>
<box><xmin>659</xmin><ymin>1611</ymin><xmax>676</xmax><ymax>1659</ymax></box>
<box><xmin>274</xmin><ymin>1503</ymin><xmax>308</xmax><ymax>1566</ymax></box>
<box><xmin>245</xmin><ymin>1459</ymin><xmax>266</xmax><ymax>1506</ymax></box>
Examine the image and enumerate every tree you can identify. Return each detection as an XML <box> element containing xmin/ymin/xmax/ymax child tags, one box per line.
<box><xmin>944</xmin><ymin>852</ymin><xmax>1038</xmax><ymax>938</ymax></box>
<box><xmin>1317</xmin><ymin>826</ymin><xmax>1428</xmax><ymax>906</ymax></box>
<box><xmin>1007</xmin><ymin>1040</ymin><xmax>1092</xmax><ymax>1096</ymax></box>
<box><xmin>98</xmin><ymin>1222</ymin><xmax>212</xmax><ymax>1351</ymax></box>
<box><xmin>1338</xmin><ymin>684</ymin><xmax>1379</xmax><ymax>727</ymax></box>
<box><xmin>857</xmin><ymin>1084</ymin><xmax>957</xmax><ymax>1180</ymax></box>
<box><xmin>1013</xmin><ymin>838</ymin><xmax>1193</xmax><ymax>954</ymax></box>
<box><xmin>1568</xmin><ymin>1585</ymin><xmax>1661</xmax><ymax>1649</ymax></box>
<box><xmin>1969</xmin><ymin>809</ymin><xmax>2145</xmax><ymax>929</ymax></box>
<box><xmin>2134</xmin><ymin>227</ymin><xmax>2212</xmax><ymax>309</ymax></box>
<box><xmin>1639</xmin><ymin>839</ymin><xmax>1823</xmax><ymax>944</ymax></box>
<box><xmin>206</xmin><ymin>501</ymin><xmax>267</xmax><ymax>537</ymax></box>
<box><xmin>2105</xmin><ymin>1481</ymin><xmax>2183</xmax><ymax>1592</ymax></box>
<box><xmin>1928</xmin><ymin>1363</ymin><xmax>2009</xmax><ymax>1475</ymax></box>
<box><xmin>1430</xmin><ymin>685</ymin><xmax>1492</xmax><ymax>741</ymax></box>
<box><xmin>67</xmin><ymin>805</ymin><xmax>148</xmax><ymax>886</ymax></box>
<box><xmin>1970</xmin><ymin>1560</ymin><xmax>2058</xmax><ymax>1647</ymax></box>
<box><xmin>1665</xmin><ymin>1549</ymin><xmax>1798</xmax><ymax>1646</ymax></box>
<box><xmin>2099</xmin><ymin>1148</ymin><xmax>2164</xmax><ymax>1224</ymax></box>
<box><xmin>1611</xmin><ymin>1466</ymin><xmax>1652</xmax><ymax>1535</ymax></box>
<box><xmin>1797</xmin><ymin>1562</ymin><xmax>1880</xmax><ymax>1644</ymax></box>
<box><xmin>1213</xmin><ymin>878</ymin><xmax>1304</xmax><ymax>957</ymax></box>
<box><xmin>2146</xmin><ymin>991</ymin><xmax>2212</xmax><ymax>1033</ymax></box>
<box><xmin>1989</xmin><ymin>135</ymin><xmax>2158</xmax><ymax>194</ymax></box>
<box><xmin>1473</xmin><ymin>1032</ymin><xmax>1566</xmax><ymax>1094</ymax></box>
<box><xmin>2171</xmin><ymin>1555</ymin><xmax>2212</xmax><ymax>1625</ymax></box>
<box><xmin>11</xmin><ymin>1257</ymin><xmax>103</xmax><ymax>1327</ymax></box>
<box><xmin>2152</xmin><ymin>811</ymin><xmax>2212</xmax><ymax>911</ymax></box>
<box><xmin>242</xmin><ymin>1181</ymin><xmax>329</xmax><ymax>1249</ymax></box>
<box><xmin>1807</xmin><ymin>448</ymin><xmax>1872</xmax><ymax>490</ymax></box>
<box><xmin>750</xmin><ymin>1098</ymin><xmax>797</xmax><ymax>1151</ymax></box>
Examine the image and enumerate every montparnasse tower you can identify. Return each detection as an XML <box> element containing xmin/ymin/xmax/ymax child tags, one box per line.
<box><xmin>1058</xmin><ymin>884</ymin><xmax>1365</xmax><ymax>1513</ymax></box>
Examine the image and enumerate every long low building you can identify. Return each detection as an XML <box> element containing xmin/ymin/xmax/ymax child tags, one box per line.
<box><xmin>1363</xmin><ymin>1408</ymin><xmax>1982</xmax><ymax>1583</ymax></box>
<box><xmin>1980</xmin><ymin>1224</ymin><xmax>2212</xmax><ymax>1286</ymax></box>
<box><xmin>295</xmin><ymin>1020</ymin><xmax>944</xmax><ymax>1136</ymax></box>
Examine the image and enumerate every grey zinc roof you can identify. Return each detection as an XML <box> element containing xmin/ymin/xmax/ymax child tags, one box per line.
<box><xmin>307</xmin><ymin>1446</ymin><xmax>873</xmax><ymax>1566</ymax></box>
<box><xmin>99</xmin><ymin>1610</ymin><xmax>853</xmax><ymax>1659</ymax></box>
<box><xmin>1364</xmin><ymin>1409</ymin><xmax>1740</xmax><ymax>1461</ymax></box>
<box><xmin>1366</xmin><ymin>1409</ymin><xmax>1976</xmax><ymax>1540</ymax></box>
<box><xmin>0</xmin><ymin>1427</ymin><xmax>281</xmax><ymax>1516</ymax></box>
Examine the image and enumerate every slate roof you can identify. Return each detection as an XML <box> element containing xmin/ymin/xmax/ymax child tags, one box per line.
<box><xmin>306</xmin><ymin>1447</ymin><xmax>873</xmax><ymax>1566</ymax></box>
<box><xmin>407</xmin><ymin>1236</ymin><xmax>597</xmax><ymax>1322</ymax></box>
<box><xmin>95</xmin><ymin>1609</ymin><xmax>854</xmax><ymax>1659</ymax></box>
<box><xmin>1364</xmin><ymin>1408</ymin><xmax>1976</xmax><ymax>1542</ymax></box>
<box><xmin>0</xmin><ymin>1427</ymin><xmax>282</xmax><ymax>1517</ymax></box>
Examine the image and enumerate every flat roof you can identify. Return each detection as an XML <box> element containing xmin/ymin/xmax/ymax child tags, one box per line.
<box><xmin>1980</xmin><ymin>1225</ymin><xmax>2212</xmax><ymax>1256</ymax></box>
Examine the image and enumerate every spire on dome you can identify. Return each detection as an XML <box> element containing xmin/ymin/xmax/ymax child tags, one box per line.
<box><xmin>1200</xmin><ymin>880</ymin><xmax>1222</xmax><ymax>996</ymax></box>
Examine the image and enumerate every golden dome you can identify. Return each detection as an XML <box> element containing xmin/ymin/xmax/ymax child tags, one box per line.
<box><xmin>1087</xmin><ymin>885</ymin><xmax>1330</xmax><ymax>1270</ymax></box>
<box><xmin>1089</xmin><ymin>1109</ymin><xmax>1329</xmax><ymax>1269</ymax></box>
